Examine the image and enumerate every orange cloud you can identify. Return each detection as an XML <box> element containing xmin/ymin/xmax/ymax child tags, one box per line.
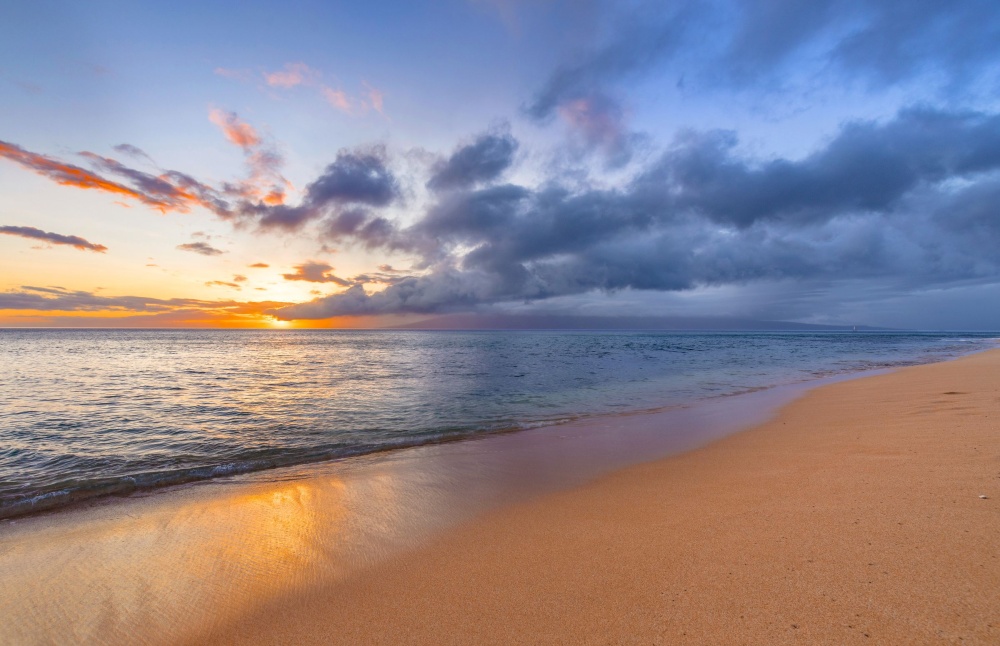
<box><xmin>209</xmin><ymin>109</ymin><xmax>260</xmax><ymax>148</ymax></box>
<box><xmin>0</xmin><ymin>136</ymin><xmax>291</xmax><ymax>223</ymax></box>
<box><xmin>282</xmin><ymin>261</ymin><xmax>352</xmax><ymax>285</ymax></box>
<box><xmin>0</xmin><ymin>140</ymin><xmax>149</xmax><ymax>203</ymax></box>
<box><xmin>263</xmin><ymin>188</ymin><xmax>286</xmax><ymax>205</ymax></box>
<box><xmin>206</xmin><ymin>110</ymin><xmax>290</xmax><ymax>206</ymax></box>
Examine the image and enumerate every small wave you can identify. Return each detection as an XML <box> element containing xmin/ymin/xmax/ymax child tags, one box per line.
<box><xmin>0</xmin><ymin>420</ymin><xmax>563</xmax><ymax>521</ymax></box>
<box><xmin>3</xmin><ymin>331</ymin><xmax>994</xmax><ymax>522</ymax></box>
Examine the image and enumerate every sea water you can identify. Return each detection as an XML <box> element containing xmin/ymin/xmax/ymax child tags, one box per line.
<box><xmin>0</xmin><ymin>329</ymin><xmax>993</xmax><ymax>518</ymax></box>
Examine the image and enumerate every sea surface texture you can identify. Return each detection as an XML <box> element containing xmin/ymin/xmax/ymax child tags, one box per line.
<box><xmin>0</xmin><ymin>330</ymin><xmax>992</xmax><ymax>518</ymax></box>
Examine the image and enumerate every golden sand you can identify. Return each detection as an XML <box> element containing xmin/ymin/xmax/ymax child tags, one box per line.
<box><xmin>206</xmin><ymin>349</ymin><xmax>1000</xmax><ymax>645</ymax></box>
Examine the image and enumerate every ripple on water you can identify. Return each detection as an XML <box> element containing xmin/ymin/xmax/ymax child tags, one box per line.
<box><xmin>0</xmin><ymin>329</ymin><xmax>993</xmax><ymax>518</ymax></box>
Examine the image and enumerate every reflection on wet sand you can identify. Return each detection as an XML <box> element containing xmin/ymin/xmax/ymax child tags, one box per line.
<box><xmin>0</xmin><ymin>375</ymin><xmax>860</xmax><ymax>644</ymax></box>
<box><xmin>1</xmin><ymin>479</ymin><xmax>336</xmax><ymax>643</ymax></box>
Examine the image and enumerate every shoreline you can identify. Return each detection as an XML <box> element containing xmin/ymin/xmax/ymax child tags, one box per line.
<box><xmin>1</xmin><ymin>348</ymin><xmax>998</xmax><ymax>643</ymax></box>
<box><xmin>2</xmin><ymin>337</ymin><xmax>986</xmax><ymax>522</ymax></box>
<box><xmin>208</xmin><ymin>347</ymin><xmax>1000</xmax><ymax>645</ymax></box>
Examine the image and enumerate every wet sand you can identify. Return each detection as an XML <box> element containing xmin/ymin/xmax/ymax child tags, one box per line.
<box><xmin>207</xmin><ymin>349</ymin><xmax>1000</xmax><ymax>645</ymax></box>
<box><xmin>2</xmin><ymin>350</ymin><xmax>997</xmax><ymax>644</ymax></box>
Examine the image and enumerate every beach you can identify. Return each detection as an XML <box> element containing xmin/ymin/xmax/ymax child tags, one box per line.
<box><xmin>207</xmin><ymin>348</ymin><xmax>1000</xmax><ymax>644</ymax></box>
<box><xmin>2</xmin><ymin>348</ymin><xmax>998</xmax><ymax>644</ymax></box>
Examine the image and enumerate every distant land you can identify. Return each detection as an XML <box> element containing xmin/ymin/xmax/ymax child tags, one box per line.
<box><xmin>393</xmin><ymin>314</ymin><xmax>892</xmax><ymax>331</ymax></box>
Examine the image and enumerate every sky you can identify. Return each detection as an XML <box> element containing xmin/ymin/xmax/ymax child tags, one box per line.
<box><xmin>2</xmin><ymin>0</ymin><xmax>1000</xmax><ymax>329</ymax></box>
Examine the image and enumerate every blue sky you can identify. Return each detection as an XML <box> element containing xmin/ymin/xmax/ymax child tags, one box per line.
<box><xmin>2</xmin><ymin>0</ymin><xmax>1000</xmax><ymax>328</ymax></box>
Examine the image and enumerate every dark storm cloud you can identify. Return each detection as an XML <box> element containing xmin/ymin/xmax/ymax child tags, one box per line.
<box><xmin>304</xmin><ymin>147</ymin><xmax>399</xmax><ymax>206</ymax></box>
<box><xmin>417</xmin><ymin>184</ymin><xmax>532</xmax><ymax>242</ymax></box>
<box><xmin>324</xmin><ymin>207</ymin><xmax>370</xmax><ymax>236</ymax></box>
<box><xmin>273</xmin><ymin>271</ymin><xmax>505</xmax><ymax>318</ymax></box>
<box><xmin>319</xmin><ymin>211</ymin><xmax>401</xmax><ymax>252</ymax></box>
<box><xmin>643</xmin><ymin>107</ymin><xmax>1000</xmax><ymax>227</ymax></box>
<box><xmin>253</xmin><ymin>147</ymin><xmax>400</xmax><ymax>230</ymax></box>
<box><xmin>426</xmin><ymin>128</ymin><xmax>519</xmax><ymax>191</ymax></box>
<box><xmin>271</xmin><ymin>106</ymin><xmax>1000</xmax><ymax>320</ymax></box>
<box><xmin>0</xmin><ymin>225</ymin><xmax>107</xmax><ymax>252</ymax></box>
<box><xmin>177</xmin><ymin>241</ymin><xmax>225</xmax><ymax>256</ymax></box>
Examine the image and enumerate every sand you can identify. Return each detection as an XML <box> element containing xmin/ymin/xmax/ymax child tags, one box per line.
<box><xmin>203</xmin><ymin>349</ymin><xmax>1000</xmax><ymax>645</ymax></box>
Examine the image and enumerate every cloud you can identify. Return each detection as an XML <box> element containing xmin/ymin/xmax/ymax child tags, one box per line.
<box><xmin>0</xmin><ymin>138</ymin><xmax>238</xmax><ymax>217</ymax></box>
<box><xmin>253</xmin><ymin>146</ymin><xmax>400</xmax><ymax>230</ymax></box>
<box><xmin>209</xmin><ymin>109</ymin><xmax>261</xmax><ymax>149</ymax></box>
<box><xmin>205</xmin><ymin>280</ymin><xmax>241</xmax><ymax>289</ymax></box>
<box><xmin>0</xmin><ymin>135</ymin><xmax>401</xmax><ymax>233</ymax></box>
<box><xmin>0</xmin><ymin>139</ymin><xmax>167</xmax><ymax>208</ymax></box>
<box><xmin>221</xmin><ymin>61</ymin><xmax>389</xmax><ymax>117</ymax></box>
<box><xmin>726</xmin><ymin>0</ymin><xmax>1000</xmax><ymax>87</ymax></box>
<box><xmin>0</xmin><ymin>285</ymin><xmax>289</xmax><ymax>315</ymax></box>
<box><xmin>555</xmin><ymin>93</ymin><xmax>637</xmax><ymax>165</ymax></box>
<box><xmin>526</xmin><ymin>0</ymin><xmax>1000</xmax><ymax>124</ymax></box>
<box><xmin>643</xmin><ymin>106</ymin><xmax>1000</xmax><ymax>227</ymax></box>
<box><xmin>321</xmin><ymin>83</ymin><xmax>386</xmax><ymax>116</ymax></box>
<box><xmin>271</xmin><ymin>105</ymin><xmax>1000</xmax><ymax>320</ymax></box>
<box><xmin>524</xmin><ymin>4</ymin><xmax>696</xmax><ymax>121</ymax></box>
<box><xmin>263</xmin><ymin>62</ymin><xmax>319</xmax><ymax>88</ymax></box>
<box><xmin>177</xmin><ymin>241</ymin><xmax>225</xmax><ymax>256</ymax></box>
<box><xmin>306</xmin><ymin>147</ymin><xmax>399</xmax><ymax>206</ymax></box>
<box><xmin>281</xmin><ymin>261</ymin><xmax>352</xmax><ymax>286</ymax></box>
<box><xmin>112</xmin><ymin>143</ymin><xmax>154</xmax><ymax>163</ymax></box>
<box><xmin>0</xmin><ymin>225</ymin><xmax>108</xmax><ymax>252</ymax></box>
<box><xmin>322</xmin><ymin>87</ymin><xmax>352</xmax><ymax>112</ymax></box>
<box><xmin>77</xmin><ymin>151</ymin><xmax>216</xmax><ymax>212</ymax></box>
<box><xmin>363</xmin><ymin>81</ymin><xmax>385</xmax><ymax>114</ymax></box>
<box><xmin>208</xmin><ymin>109</ymin><xmax>289</xmax><ymax>206</ymax></box>
<box><xmin>427</xmin><ymin>127</ymin><xmax>519</xmax><ymax>191</ymax></box>
<box><xmin>248</xmin><ymin>262</ymin><xmax>269</xmax><ymax>268</ymax></box>
<box><xmin>350</xmin><ymin>268</ymin><xmax>414</xmax><ymax>285</ymax></box>
<box><xmin>233</xmin><ymin>274</ymin><xmax>248</xmax><ymax>282</ymax></box>
<box><xmin>271</xmin><ymin>271</ymin><xmax>501</xmax><ymax>318</ymax></box>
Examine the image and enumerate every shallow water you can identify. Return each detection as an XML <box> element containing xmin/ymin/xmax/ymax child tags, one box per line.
<box><xmin>0</xmin><ymin>329</ymin><xmax>992</xmax><ymax>517</ymax></box>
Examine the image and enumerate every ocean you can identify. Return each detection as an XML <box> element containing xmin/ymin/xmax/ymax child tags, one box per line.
<box><xmin>0</xmin><ymin>329</ymin><xmax>993</xmax><ymax>519</ymax></box>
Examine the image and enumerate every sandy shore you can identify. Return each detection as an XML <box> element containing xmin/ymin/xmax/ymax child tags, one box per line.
<box><xmin>204</xmin><ymin>348</ymin><xmax>1000</xmax><ymax>645</ymax></box>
